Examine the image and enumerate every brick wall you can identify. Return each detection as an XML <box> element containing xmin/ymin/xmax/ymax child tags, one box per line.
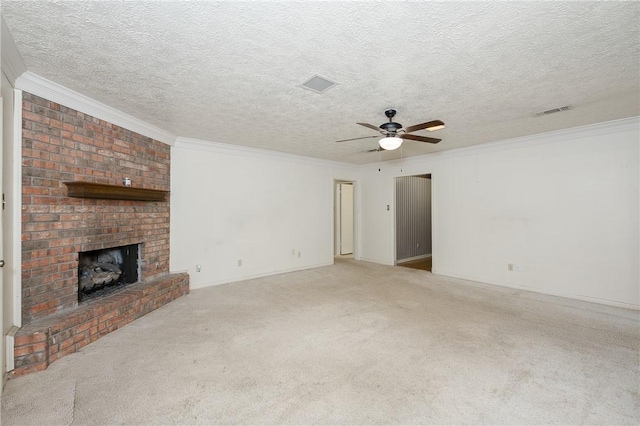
<box><xmin>21</xmin><ymin>92</ymin><xmax>172</xmax><ymax>325</ymax></box>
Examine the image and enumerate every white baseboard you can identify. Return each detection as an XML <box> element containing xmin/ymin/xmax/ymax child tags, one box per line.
<box><xmin>5</xmin><ymin>326</ymin><xmax>19</xmax><ymax>383</ymax></box>
<box><xmin>434</xmin><ymin>270</ymin><xmax>640</xmax><ymax>311</ymax></box>
<box><xmin>189</xmin><ymin>262</ymin><xmax>334</xmax><ymax>291</ymax></box>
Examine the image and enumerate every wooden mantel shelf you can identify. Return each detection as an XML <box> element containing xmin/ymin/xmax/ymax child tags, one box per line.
<box><xmin>64</xmin><ymin>182</ymin><xmax>169</xmax><ymax>202</ymax></box>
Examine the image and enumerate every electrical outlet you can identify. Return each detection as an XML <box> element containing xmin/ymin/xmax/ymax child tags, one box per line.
<box><xmin>297</xmin><ymin>251</ymin><xmax>301</xmax><ymax>258</ymax></box>
<box><xmin>237</xmin><ymin>259</ymin><xmax>242</xmax><ymax>267</ymax></box>
<box><xmin>508</xmin><ymin>263</ymin><xmax>514</xmax><ymax>272</ymax></box>
<box><xmin>514</xmin><ymin>264</ymin><xmax>521</xmax><ymax>272</ymax></box>
<box><xmin>195</xmin><ymin>264</ymin><xmax>201</xmax><ymax>272</ymax></box>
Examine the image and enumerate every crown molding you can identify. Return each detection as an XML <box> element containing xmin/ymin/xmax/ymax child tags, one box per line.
<box><xmin>174</xmin><ymin>137</ymin><xmax>360</xmax><ymax>170</ymax></box>
<box><xmin>14</xmin><ymin>71</ymin><xmax>177</xmax><ymax>146</ymax></box>
<box><xmin>373</xmin><ymin>116</ymin><xmax>640</xmax><ymax>170</ymax></box>
<box><xmin>1</xmin><ymin>19</ymin><xmax>27</xmax><ymax>84</ymax></box>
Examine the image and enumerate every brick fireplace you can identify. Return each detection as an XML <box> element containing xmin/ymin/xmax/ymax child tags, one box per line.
<box><xmin>13</xmin><ymin>93</ymin><xmax>189</xmax><ymax>376</ymax></box>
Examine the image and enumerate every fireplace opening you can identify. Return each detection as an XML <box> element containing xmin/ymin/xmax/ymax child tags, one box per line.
<box><xmin>78</xmin><ymin>244</ymin><xmax>140</xmax><ymax>303</ymax></box>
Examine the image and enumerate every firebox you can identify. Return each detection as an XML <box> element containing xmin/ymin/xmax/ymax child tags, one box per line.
<box><xmin>78</xmin><ymin>244</ymin><xmax>141</xmax><ymax>303</ymax></box>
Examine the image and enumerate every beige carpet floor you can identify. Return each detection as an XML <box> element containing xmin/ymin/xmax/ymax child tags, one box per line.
<box><xmin>2</xmin><ymin>258</ymin><xmax>639</xmax><ymax>425</ymax></box>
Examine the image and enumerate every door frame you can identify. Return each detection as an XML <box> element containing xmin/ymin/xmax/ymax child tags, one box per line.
<box><xmin>333</xmin><ymin>179</ymin><xmax>358</xmax><ymax>260</ymax></box>
<box><xmin>393</xmin><ymin>172</ymin><xmax>434</xmax><ymax>270</ymax></box>
<box><xmin>1</xmin><ymin>71</ymin><xmax>22</xmax><ymax>385</ymax></box>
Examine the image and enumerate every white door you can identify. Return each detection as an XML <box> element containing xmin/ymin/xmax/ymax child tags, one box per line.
<box><xmin>339</xmin><ymin>183</ymin><xmax>354</xmax><ymax>255</ymax></box>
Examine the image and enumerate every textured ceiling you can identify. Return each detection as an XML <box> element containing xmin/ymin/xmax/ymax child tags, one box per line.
<box><xmin>3</xmin><ymin>1</ymin><xmax>639</xmax><ymax>164</ymax></box>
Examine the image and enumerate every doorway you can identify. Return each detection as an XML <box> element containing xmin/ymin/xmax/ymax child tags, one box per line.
<box><xmin>395</xmin><ymin>174</ymin><xmax>432</xmax><ymax>272</ymax></box>
<box><xmin>334</xmin><ymin>181</ymin><xmax>355</xmax><ymax>257</ymax></box>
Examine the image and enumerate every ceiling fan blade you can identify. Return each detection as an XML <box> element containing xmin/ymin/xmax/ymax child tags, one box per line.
<box><xmin>401</xmin><ymin>133</ymin><xmax>441</xmax><ymax>144</ymax></box>
<box><xmin>365</xmin><ymin>147</ymin><xmax>386</xmax><ymax>152</ymax></box>
<box><xmin>404</xmin><ymin>120</ymin><xmax>445</xmax><ymax>134</ymax></box>
<box><xmin>336</xmin><ymin>135</ymin><xmax>380</xmax><ymax>143</ymax></box>
<box><xmin>357</xmin><ymin>122</ymin><xmax>381</xmax><ymax>132</ymax></box>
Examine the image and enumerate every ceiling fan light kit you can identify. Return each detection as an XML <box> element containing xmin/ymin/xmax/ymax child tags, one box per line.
<box><xmin>337</xmin><ymin>109</ymin><xmax>444</xmax><ymax>152</ymax></box>
<box><xmin>379</xmin><ymin>136</ymin><xmax>403</xmax><ymax>150</ymax></box>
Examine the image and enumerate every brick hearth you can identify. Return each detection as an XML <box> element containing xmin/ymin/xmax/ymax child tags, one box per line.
<box><xmin>15</xmin><ymin>92</ymin><xmax>189</xmax><ymax>376</ymax></box>
<box><xmin>12</xmin><ymin>273</ymin><xmax>188</xmax><ymax>377</ymax></box>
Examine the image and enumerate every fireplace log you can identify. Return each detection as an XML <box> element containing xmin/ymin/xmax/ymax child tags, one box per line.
<box><xmin>80</xmin><ymin>262</ymin><xmax>122</xmax><ymax>292</ymax></box>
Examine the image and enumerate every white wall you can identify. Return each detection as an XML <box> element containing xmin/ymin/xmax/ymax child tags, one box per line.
<box><xmin>172</xmin><ymin>118</ymin><xmax>639</xmax><ymax>308</ymax></box>
<box><xmin>358</xmin><ymin>166</ymin><xmax>396</xmax><ymax>265</ymax></box>
<box><xmin>170</xmin><ymin>139</ymin><xmax>360</xmax><ymax>289</ymax></box>
<box><xmin>359</xmin><ymin>118</ymin><xmax>639</xmax><ymax>309</ymax></box>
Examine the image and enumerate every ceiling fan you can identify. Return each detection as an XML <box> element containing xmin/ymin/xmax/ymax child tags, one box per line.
<box><xmin>337</xmin><ymin>109</ymin><xmax>444</xmax><ymax>151</ymax></box>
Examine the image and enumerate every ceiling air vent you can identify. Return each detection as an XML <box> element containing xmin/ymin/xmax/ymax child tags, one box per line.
<box><xmin>533</xmin><ymin>105</ymin><xmax>572</xmax><ymax>117</ymax></box>
<box><xmin>300</xmin><ymin>74</ymin><xmax>338</xmax><ymax>94</ymax></box>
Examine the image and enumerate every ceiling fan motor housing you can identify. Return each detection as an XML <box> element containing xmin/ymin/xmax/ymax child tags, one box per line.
<box><xmin>381</xmin><ymin>109</ymin><xmax>402</xmax><ymax>134</ymax></box>
<box><xmin>380</xmin><ymin>121</ymin><xmax>402</xmax><ymax>133</ymax></box>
